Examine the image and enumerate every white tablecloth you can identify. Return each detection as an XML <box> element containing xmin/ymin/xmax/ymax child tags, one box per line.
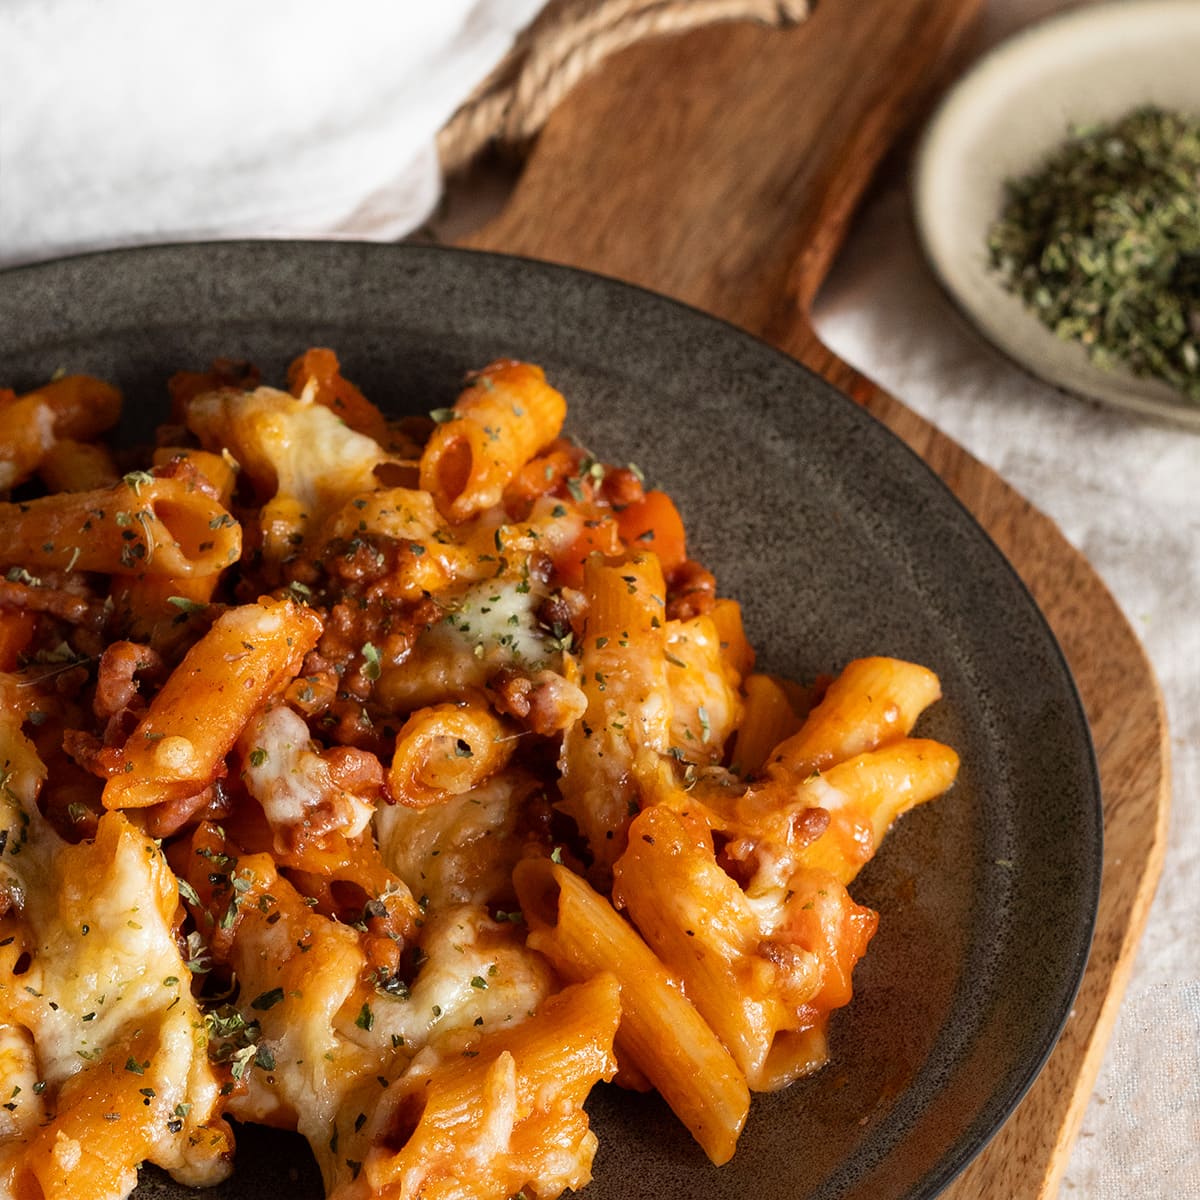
<box><xmin>0</xmin><ymin>0</ymin><xmax>544</xmax><ymax>266</ymax></box>
<box><xmin>814</xmin><ymin>4</ymin><xmax>1200</xmax><ymax>1193</ymax></box>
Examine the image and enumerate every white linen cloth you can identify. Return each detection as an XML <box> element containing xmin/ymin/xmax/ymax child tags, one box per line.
<box><xmin>0</xmin><ymin>0</ymin><xmax>544</xmax><ymax>265</ymax></box>
<box><xmin>814</xmin><ymin>4</ymin><xmax>1200</xmax><ymax>1194</ymax></box>
<box><xmin>1</xmin><ymin>1</ymin><xmax>1195</xmax><ymax>1196</ymax></box>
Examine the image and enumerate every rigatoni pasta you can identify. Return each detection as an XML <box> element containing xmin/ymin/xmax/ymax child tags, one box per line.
<box><xmin>420</xmin><ymin>359</ymin><xmax>567</xmax><ymax>522</ymax></box>
<box><xmin>0</xmin><ymin>350</ymin><xmax>958</xmax><ymax>1200</ymax></box>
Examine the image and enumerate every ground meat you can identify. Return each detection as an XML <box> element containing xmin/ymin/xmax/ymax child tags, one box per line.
<box><xmin>316</xmin><ymin>593</ymin><xmax>440</xmax><ymax>700</ymax></box>
<box><xmin>0</xmin><ymin>578</ymin><xmax>105</xmax><ymax>628</ymax></box>
<box><xmin>535</xmin><ymin>594</ymin><xmax>574</xmax><ymax>640</ymax></box>
<box><xmin>599</xmin><ymin>466</ymin><xmax>645</xmax><ymax>509</ymax></box>
<box><xmin>323</xmin><ymin>535</ymin><xmax>396</xmax><ymax>585</ymax></box>
<box><xmin>791</xmin><ymin>805</ymin><xmax>831</xmax><ymax>847</ymax></box>
<box><xmin>490</xmin><ymin>668</ymin><xmax>533</xmax><ymax>720</ymax></box>
<box><xmin>666</xmin><ymin>559</ymin><xmax>717</xmax><ymax>620</ymax></box>
<box><xmin>316</xmin><ymin>699</ymin><xmax>394</xmax><ymax>756</ymax></box>
<box><xmin>139</xmin><ymin>780</ymin><xmax>234</xmax><ymax>840</ymax></box>
<box><xmin>526</xmin><ymin>551</ymin><xmax>554</xmax><ymax>586</ymax></box>
<box><xmin>756</xmin><ymin>937</ymin><xmax>819</xmax><ymax>1006</ymax></box>
<box><xmin>490</xmin><ymin>668</ymin><xmax>586</xmax><ymax>737</ymax></box>
<box><xmin>94</xmin><ymin>641</ymin><xmax>164</xmax><ymax>722</ymax></box>
<box><xmin>525</xmin><ymin>671</ymin><xmax>587</xmax><ymax>736</ymax></box>
<box><xmin>324</xmin><ymin>745</ymin><xmax>385</xmax><ymax>798</ymax></box>
<box><xmin>62</xmin><ymin>727</ymin><xmax>124</xmax><ymax>779</ymax></box>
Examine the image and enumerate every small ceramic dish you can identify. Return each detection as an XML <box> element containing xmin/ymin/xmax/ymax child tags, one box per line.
<box><xmin>914</xmin><ymin>0</ymin><xmax>1200</xmax><ymax>428</ymax></box>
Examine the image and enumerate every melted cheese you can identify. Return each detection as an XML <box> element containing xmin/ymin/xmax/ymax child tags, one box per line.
<box><xmin>226</xmin><ymin>880</ymin><xmax>550</xmax><ymax>1189</ymax></box>
<box><xmin>377</xmin><ymin>574</ymin><xmax>562</xmax><ymax>711</ymax></box>
<box><xmin>370</xmin><ymin>905</ymin><xmax>554</xmax><ymax>1054</ymax></box>
<box><xmin>665</xmin><ymin>616</ymin><xmax>742</xmax><ymax>762</ymax></box>
<box><xmin>375</xmin><ymin>771</ymin><xmax>532</xmax><ymax>910</ymax></box>
<box><xmin>430</xmin><ymin>576</ymin><xmax>557</xmax><ymax>671</ymax></box>
<box><xmin>240</xmin><ymin>705</ymin><xmax>374</xmax><ymax>842</ymax></box>
<box><xmin>187</xmin><ymin>385</ymin><xmax>391</xmax><ymax>549</ymax></box>
<box><xmin>0</xmin><ymin>1026</ymin><xmax>43</xmax><ymax>1147</ymax></box>
<box><xmin>225</xmin><ymin>865</ymin><xmax>383</xmax><ymax>1146</ymax></box>
<box><xmin>0</xmin><ymin>722</ymin><xmax>230</xmax><ymax>1194</ymax></box>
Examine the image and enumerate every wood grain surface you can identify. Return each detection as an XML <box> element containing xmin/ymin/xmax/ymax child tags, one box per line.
<box><xmin>458</xmin><ymin>1</ymin><xmax>1171</xmax><ymax>1196</ymax></box>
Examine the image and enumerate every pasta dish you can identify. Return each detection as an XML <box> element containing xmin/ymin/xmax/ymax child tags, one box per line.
<box><xmin>0</xmin><ymin>352</ymin><xmax>958</xmax><ymax>1199</ymax></box>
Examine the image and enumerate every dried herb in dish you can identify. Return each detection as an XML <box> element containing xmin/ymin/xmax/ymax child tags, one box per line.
<box><xmin>988</xmin><ymin>105</ymin><xmax>1200</xmax><ymax>403</ymax></box>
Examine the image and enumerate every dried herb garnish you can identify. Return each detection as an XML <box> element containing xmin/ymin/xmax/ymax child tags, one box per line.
<box><xmin>988</xmin><ymin>105</ymin><xmax>1200</xmax><ymax>403</ymax></box>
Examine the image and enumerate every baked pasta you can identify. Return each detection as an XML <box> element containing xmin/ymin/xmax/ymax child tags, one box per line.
<box><xmin>0</xmin><ymin>352</ymin><xmax>959</xmax><ymax>1199</ymax></box>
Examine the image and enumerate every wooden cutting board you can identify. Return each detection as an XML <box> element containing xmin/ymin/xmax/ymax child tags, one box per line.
<box><xmin>458</xmin><ymin>1</ymin><xmax>1171</xmax><ymax>1196</ymax></box>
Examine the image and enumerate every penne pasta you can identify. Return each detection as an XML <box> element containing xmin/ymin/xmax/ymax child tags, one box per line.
<box><xmin>101</xmin><ymin>597</ymin><xmax>321</xmax><ymax>809</ymax></box>
<box><xmin>664</xmin><ymin>613</ymin><xmax>742</xmax><ymax>762</ymax></box>
<box><xmin>21</xmin><ymin>373</ymin><xmax>123</xmax><ymax>442</ymax></box>
<box><xmin>152</xmin><ymin>446</ymin><xmax>239</xmax><ymax>503</ymax></box>
<box><xmin>0</xmin><ymin>610</ymin><xmax>37</xmax><ymax>671</ymax></box>
<box><xmin>0</xmin><ymin>472</ymin><xmax>241</xmax><ymax>578</ymax></box>
<box><xmin>514</xmin><ymin>857</ymin><xmax>750</xmax><ymax>1164</ymax></box>
<box><xmin>765</xmin><ymin>656</ymin><xmax>943</xmax><ymax>782</ymax></box>
<box><xmin>613</xmin><ymin>804</ymin><xmax>877</xmax><ymax>1091</ymax></box>
<box><xmin>108</xmin><ymin>573</ymin><xmax>221</xmax><ymax>646</ymax></box>
<box><xmin>37</xmin><ymin>437</ymin><xmax>120</xmax><ymax>492</ymax></box>
<box><xmin>186</xmin><ymin>384</ymin><xmax>395</xmax><ymax>558</ymax></box>
<box><xmin>348</xmin><ymin>975</ymin><xmax>621</xmax><ymax>1200</ymax></box>
<box><xmin>287</xmin><ymin>346</ymin><xmax>392</xmax><ymax>446</ymax></box>
<box><xmin>0</xmin><ymin>394</ymin><xmax>55</xmax><ymax>489</ymax></box>
<box><xmin>708</xmin><ymin>596</ymin><xmax>756</xmax><ymax>682</ymax></box>
<box><xmin>729</xmin><ymin>673</ymin><xmax>804</xmax><ymax>776</ymax></box>
<box><xmin>792</xmin><ymin>738</ymin><xmax>960</xmax><ymax>884</ymax></box>
<box><xmin>557</xmin><ymin>554</ymin><xmax>672</xmax><ymax>871</ymax></box>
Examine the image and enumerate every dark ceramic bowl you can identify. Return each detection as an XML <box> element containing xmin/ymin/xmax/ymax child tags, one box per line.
<box><xmin>0</xmin><ymin>242</ymin><xmax>1100</xmax><ymax>1200</ymax></box>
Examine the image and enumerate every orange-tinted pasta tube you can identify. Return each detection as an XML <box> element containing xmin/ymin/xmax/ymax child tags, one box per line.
<box><xmin>287</xmin><ymin>346</ymin><xmax>391</xmax><ymax>444</ymax></box>
<box><xmin>514</xmin><ymin>857</ymin><xmax>750</xmax><ymax>1165</ymax></box>
<box><xmin>730</xmin><ymin>674</ymin><xmax>803</xmax><ymax>776</ymax></box>
<box><xmin>0</xmin><ymin>474</ymin><xmax>241</xmax><ymax>578</ymax></box>
<box><xmin>0</xmin><ymin>394</ymin><xmax>55</xmax><ymax>489</ymax></box>
<box><xmin>110</xmin><ymin>451</ymin><xmax>239</xmax><ymax>639</ymax></box>
<box><xmin>420</xmin><ymin>361</ymin><xmax>566</xmax><ymax>522</ymax></box>
<box><xmin>20</xmin><ymin>374</ymin><xmax>122</xmax><ymax>442</ymax></box>
<box><xmin>613</xmin><ymin>804</ymin><xmax>875</xmax><ymax>1092</ymax></box>
<box><xmin>101</xmin><ymin>597</ymin><xmax>321</xmax><ymax>809</ymax></box>
<box><xmin>765</xmin><ymin>657</ymin><xmax>943</xmax><ymax>781</ymax></box>
<box><xmin>0</xmin><ymin>611</ymin><xmax>37</xmax><ymax>671</ymax></box>
<box><xmin>557</xmin><ymin>554</ymin><xmax>671</xmax><ymax>871</ymax></box>
<box><xmin>793</xmin><ymin>738</ymin><xmax>960</xmax><ymax>884</ymax></box>
<box><xmin>388</xmin><ymin>702</ymin><xmax>515</xmax><ymax>808</ymax></box>
<box><xmin>152</xmin><ymin>447</ymin><xmax>239</xmax><ymax>503</ymax></box>
<box><xmin>709</xmin><ymin>597</ymin><xmax>755</xmax><ymax>682</ymax></box>
<box><xmin>614</xmin><ymin>804</ymin><xmax>784</xmax><ymax>1087</ymax></box>
<box><xmin>353</xmin><ymin>976</ymin><xmax>620</xmax><ymax>1200</ymax></box>
<box><xmin>37</xmin><ymin>439</ymin><xmax>120</xmax><ymax>492</ymax></box>
<box><xmin>613</xmin><ymin>489</ymin><xmax>687</xmax><ymax>572</ymax></box>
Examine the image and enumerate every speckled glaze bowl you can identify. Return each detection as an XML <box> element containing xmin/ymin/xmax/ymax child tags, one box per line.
<box><xmin>0</xmin><ymin>242</ymin><xmax>1101</xmax><ymax>1200</ymax></box>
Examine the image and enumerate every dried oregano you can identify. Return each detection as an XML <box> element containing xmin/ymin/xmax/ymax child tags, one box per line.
<box><xmin>988</xmin><ymin>105</ymin><xmax>1200</xmax><ymax>403</ymax></box>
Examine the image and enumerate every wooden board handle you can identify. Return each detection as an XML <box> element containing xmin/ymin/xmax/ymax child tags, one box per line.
<box><xmin>467</xmin><ymin>0</ymin><xmax>982</xmax><ymax>334</ymax></box>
